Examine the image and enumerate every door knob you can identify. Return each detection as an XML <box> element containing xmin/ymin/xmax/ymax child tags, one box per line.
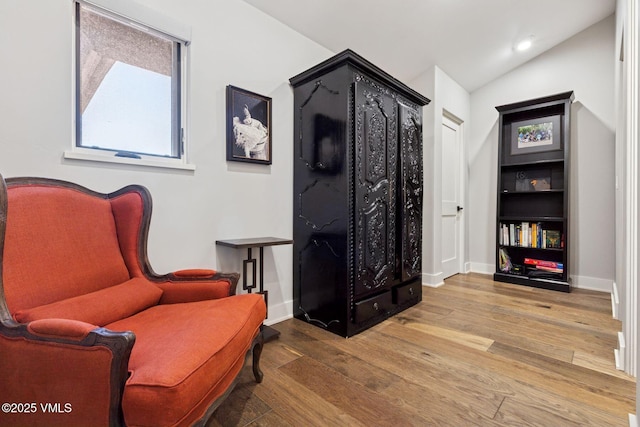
<box><xmin>457</xmin><ymin>206</ymin><xmax>464</xmax><ymax>212</ymax></box>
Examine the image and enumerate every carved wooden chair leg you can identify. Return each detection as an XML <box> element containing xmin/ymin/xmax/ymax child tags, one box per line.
<box><xmin>252</xmin><ymin>332</ymin><xmax>264</xmax><ymax>383</ymax></box>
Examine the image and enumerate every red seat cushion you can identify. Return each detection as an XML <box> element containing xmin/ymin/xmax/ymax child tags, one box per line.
<box><xmin>106</xmin><ymin>293</ymin><xmax>266</xmax><ymax>427</ymax></box>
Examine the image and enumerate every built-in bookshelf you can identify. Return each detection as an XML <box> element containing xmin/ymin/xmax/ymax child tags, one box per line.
<box><xmin>494</xmin><ymin>91</ymin><xmax>574</xmax><ymax>292</ymax></box>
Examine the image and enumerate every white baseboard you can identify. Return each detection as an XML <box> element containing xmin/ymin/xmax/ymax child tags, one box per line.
<box><xmin>264</xmin><ymin>299</ymin><xmax>293</xmax><ymax>326</ymax></box>
<box><xmin>629</xmin><ymin>413</ymin><xmax>637</xmax><ymax>427</ymax></box>
<box><xmin>571</xmin><ymin>275</ymin><xmax>613</xmax><ymax>293</ymax></box>
<box><xmin>469</xmin><ymin>262</ymin><xmax>494</xmax><ymax>275</ymax></box>
<box><xmin>423</xmin><ymin>281</ymin><xmax>445</xmax><ymax>288</ymax></box>
<box><xmin>422</xmin><ymin>271</ymin><xmax>444</xmax><ymax>287</ymax></box>
<box><xmin>612</xmin><ymin>281</ymin><xmax>620</xmax><ymax>320</ymax></box>
<box><xmin>616</xmin><ymin>331</ymin><xmax>626</xmax><ymax>371</ymax></box>
<box><xmin>265</xmin><ymin>314</ymin><xmax>293</xmax><ymax>326</ymax></box>
<box><xmin>463</xmin><ymin>262</ymin><xmax>472</xmax><ymax>274</ymax></box>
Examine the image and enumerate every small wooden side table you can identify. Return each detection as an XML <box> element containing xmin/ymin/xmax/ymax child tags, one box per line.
<box><xmin>215</xmin><ymin>237</ymin><xmax>293</xmax><ymax>342</ymax></box>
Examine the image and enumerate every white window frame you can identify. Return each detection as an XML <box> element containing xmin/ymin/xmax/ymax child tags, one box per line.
<box><xmin>66</xmin><ymin>0</ymin><xmax>194</xmax><ymax>171</ymax></box>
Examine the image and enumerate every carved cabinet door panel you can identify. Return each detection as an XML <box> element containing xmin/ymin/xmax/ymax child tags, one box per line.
<box><xmin>353</xmin><ymin>80</ymin><xmax>397</xmax><ymax>297</ymax></box>
<box><xmin>399</xmin><ymin>103</ymin><xmax>423</xmax><ymax>281</ymax></box>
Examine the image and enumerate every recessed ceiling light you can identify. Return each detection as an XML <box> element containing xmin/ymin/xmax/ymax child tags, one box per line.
<box><xmin>516</xmin><ymin>36</ymin><xmax>534</xmax><ymax>51</ymax></box>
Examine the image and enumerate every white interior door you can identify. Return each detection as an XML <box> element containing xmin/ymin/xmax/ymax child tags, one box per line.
<box><xmin>441</xmin><ymin>114</ymin><xmax>463</xmax><ymax>279</ymax></box>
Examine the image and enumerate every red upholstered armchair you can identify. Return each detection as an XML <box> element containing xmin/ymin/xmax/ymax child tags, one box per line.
<box><xmin>0</xmin><ymin>175</ymin><xmax>266</xmax><ymax>427</ymax></box>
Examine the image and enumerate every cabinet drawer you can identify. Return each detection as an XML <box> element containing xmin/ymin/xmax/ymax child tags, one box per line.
<box><xmin>354</xmin><ymin>292</ymin><xmax>392</xmax><ymax>324</ymax></box>
<box><xmin>394</xmin><ymin>281</ymin><xmax>420</xmax><ymax>305</ymax></box>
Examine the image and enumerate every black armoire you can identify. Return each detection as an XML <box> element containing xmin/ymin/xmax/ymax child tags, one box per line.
<box><xmin>290</xmin><ymin>50</ymin><xmax>431</xmax><ymax>337</ymax></box>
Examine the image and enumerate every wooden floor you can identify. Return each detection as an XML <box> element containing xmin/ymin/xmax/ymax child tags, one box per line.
<box><xmin>207</xmin><ymin>273</ymin><xmax>635</xmax><ymax>426</ymax></box>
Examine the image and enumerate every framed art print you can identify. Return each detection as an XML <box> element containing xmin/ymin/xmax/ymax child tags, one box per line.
<box><xmin>226</xmin><ymin>85</ymin><xmax>272</xmax><ymax>165</ymax></box>
<box><xmin>510</xmin><ymin>115</ymin><xmax>561</xmax><ymax>156</ymax></box>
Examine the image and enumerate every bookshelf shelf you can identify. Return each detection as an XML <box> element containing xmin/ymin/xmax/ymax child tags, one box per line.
<box><xmin>493</xmin><ymin>272</ymin><xmax>570</xmax><ymax>293</ymax></box>
<box><xmin>500</xmin><ymin>159</ymin><xmax>564</xmax><ymax>168</ymax></box>
<box><xmin>499</xmin><ymin>245</ymin><xmax>564</xmax><ymax>252</ymax></box>
<box><xmin>498</xmin><ymin>216</ymin><xmax>563</xmax><ymax>222</ymax></box>
<box><xmin>494</xmin><ymin>91</ymin><xmax>574</xmax><ymax>292</ymax></box>
<box><xmin>501</xmin><ymin>189</ymin><xmax>564</xmax><ymax>195</ymax></box>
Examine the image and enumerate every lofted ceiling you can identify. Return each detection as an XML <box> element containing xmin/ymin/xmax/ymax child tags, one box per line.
<box><xmin>242</xmin><ymin>0</ymin><xmax>615</xmax><ymax>92</ymax></box>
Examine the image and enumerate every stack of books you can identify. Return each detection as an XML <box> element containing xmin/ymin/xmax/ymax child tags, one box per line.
<box><xmin>524</xmin><ymin>258</ymin><xmax>563</xmax><ymax>274</ymax></box>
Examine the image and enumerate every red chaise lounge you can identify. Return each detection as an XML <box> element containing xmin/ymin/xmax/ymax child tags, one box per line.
<box><xmin>0</xmin><ymin>175</ymin><xmax>266</xmax><ymax>427</ymax></box>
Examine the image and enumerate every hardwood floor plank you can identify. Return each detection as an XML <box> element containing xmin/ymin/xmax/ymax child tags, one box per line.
<box><xmin>210</xmin><ymin>274</ymin><xmax>634</xmax><ymax>427</ymax></box>
<box><xmin>245</xmin><ymin>410</ymin><xmax>293</xmax><ymax>427</ymax></box>
<box><xmin>278</xmin><ymin>356</ymin><xmax>433</xmax><ymax>426</ymax></box>
<box><xmin>275</xmin><ymin>322</ymin><xmax>400</xmax><ymax>393</ymax></box>
<box><xmin>487</xmin><ymin>341</ymin><xmax>634</xmax><ymax>402</ymax></box>
<box><xmin>252</xmin><ymin>361</ymin><xmax>367</xmax><ymax>427</ymax></box>
<box><xmin>393</xmin><ymin>315</ymin><xmax>494</xmax><ymax>351</ymax></box>
<box><xmin>259</xmin><ymin>342</ymin><xmax>304</xmax><ymax>370</ymax></box>
<box><xmin>207</xmin><ymin>369</ymin><xmax>272</xmax><ymax>427</ymax></box>
<box><xmin>572</xmin><ymin>350</ymin><xmax>636</xmax><ymax>381</ymax></box>
<box><xmin>418</xmin><ymin>302</ymin><xmax>455</xmax><ymax>317</ymax></box>
<box><xmin>494</xmin><ymin>395</ymin><xmax>628</xmax><ymax>427</ymax></box>
<box><xmin>380</xmin><ymin>379</ymin><xmax>504</xmax><ymax>426</ymax></box>
<box><xmin>400</xmin><ymin>301</ymin><xmax>577</xmax><ymax>362</ymax></box>
<box><xmin>321</xmin><ymin>324</ymin><xmax>508</xmax><ymax>420</ymax></box>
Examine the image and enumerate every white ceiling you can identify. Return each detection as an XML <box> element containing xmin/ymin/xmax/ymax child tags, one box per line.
<box><xmin>242</xmin><ymin>0</ymin><xmax>615</xmax><ymax>92</ymax></box>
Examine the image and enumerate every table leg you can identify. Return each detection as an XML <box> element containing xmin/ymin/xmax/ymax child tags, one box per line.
<box><xmin>257</xmin><ymin>245</ymin><xmax>280</xmax><ymax>342</ymax></box>
<box><xmin>242</xmin><ymin>248</ymin><xmax>257</xmax><ymax>293</ymax></box>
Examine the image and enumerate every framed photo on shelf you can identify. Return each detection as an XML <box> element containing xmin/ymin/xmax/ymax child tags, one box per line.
<box><xmin>510</xmin><ymin>115</ymin><xmax>561</xmax><ymax>156</ymax></box>
<box><xmin>226</xmin><ymin>85</ymin><xmax>272</xmax><ymax>165</ymax></box>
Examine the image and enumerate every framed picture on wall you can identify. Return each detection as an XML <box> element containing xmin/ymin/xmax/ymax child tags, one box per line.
<box><xmin>510</xmin><ymin>115</ymin><xmax>561</xmax><ymax>156</ymax></box>
<box><xmin>226</xmin><ymin>85</ymin><xmax>272</xmax><ymax>165</ymax></box>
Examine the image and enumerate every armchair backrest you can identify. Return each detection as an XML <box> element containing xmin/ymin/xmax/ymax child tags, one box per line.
<box><xmin>0</xmin><ymin>177</ymin><xmax>152</xmax><ymax>316</ymax></box>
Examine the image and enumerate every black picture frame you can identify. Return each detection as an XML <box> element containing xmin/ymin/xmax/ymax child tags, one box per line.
<box><xmin>510</xmin><ymin>115</ymin><xmax>561</xmax><ymax>156</ymax></box>
<box><xmin>226</xmin><ymin>85</ymin><xmax>272</xmax><ymax>164</ymax></box>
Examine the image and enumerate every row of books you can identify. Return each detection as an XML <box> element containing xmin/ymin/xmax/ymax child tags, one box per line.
<box><xmin>499</xmin><ymin>222</ymin><xmax>563</xmax><ymax>249</ymax></box>
<box><xmin>524</xmin><ymin>257</ymin><xmax>564</xmax><ymax>273</ymax></box>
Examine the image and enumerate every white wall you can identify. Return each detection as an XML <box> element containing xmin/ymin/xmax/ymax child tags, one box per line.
<box><xmin>0</xmin><ymin>0</ymin><xmax>332</xmax><ymax>324</ymax></box>
<box><xmin>468</xmin><ymin>15</ymin><xmax>616</xmax><ymax>292</ymax></box>
<box><xmin>410</xmin><ymin>66</ymin><xmax>471</xmax><ymax>286</ymax></box>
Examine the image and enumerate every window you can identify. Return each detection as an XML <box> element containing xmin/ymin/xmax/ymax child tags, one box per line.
<box><xmin>70</xmin><ymin>1</ymin><xmax>191</xmax><ymax>168</ymax></box>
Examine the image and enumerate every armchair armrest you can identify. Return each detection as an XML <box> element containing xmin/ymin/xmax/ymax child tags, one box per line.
<box><xmin>165</xmin><ymin>269</ymin><xmax>240</xmax><ymax>292</ymax></box>
<box><xmin>27</xmin><ymin>318</ymin><xmax>99</xmax><ymax>341</ymax></box>
<box><xmin>148</xmin><ymin>270</ymin><xmax>241</xmax><ymax>304</ymax></box>
<box><xmin>170</xmin><ymin>268</ymin><xmax>217</xmax><ymax>278</ymax></box>
<box><xmin>0</xmin><ymin>318</ymin><xmax>135</xmax><ymax>426</ymax></box>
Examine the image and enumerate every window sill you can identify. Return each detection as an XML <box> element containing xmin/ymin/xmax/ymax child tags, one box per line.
<box><xmin>63</xmin><ymin>150</ymin><xmax>196</xmax><ymax>171</ymax></box>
